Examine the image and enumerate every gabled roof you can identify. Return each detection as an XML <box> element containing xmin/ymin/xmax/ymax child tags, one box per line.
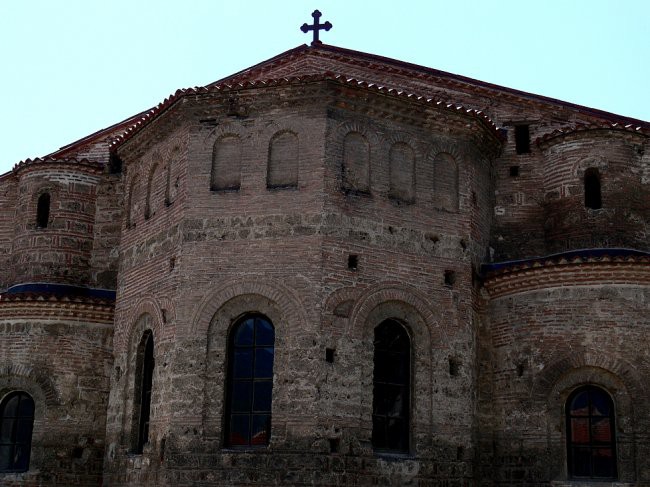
<box><xmin>41</xmin><ymin>43</ymin><xmax>650</xmax><ymax>161</ymax></box>
<box><xmin>212</xmin><ymin>43</ymin><xmax>650</xmax><ymax>127</ymax></box>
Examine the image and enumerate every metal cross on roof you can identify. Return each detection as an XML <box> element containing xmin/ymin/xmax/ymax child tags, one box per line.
<box><xmin>300</xmin><ymin>10</ymin><xmax>332</xmax><ymax>45</ymax></box>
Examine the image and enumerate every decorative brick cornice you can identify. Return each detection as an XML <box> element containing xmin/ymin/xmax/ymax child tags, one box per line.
<box><xmin>535</xmin><ymin>122</ymin><xmax>649</xmax><ymax>149</ymax></box>
<box><xmin>12</xmin><ymin>156</ymin><xmax>104</xmax><ymax>176</ymax></box>
<box><xmin>483</xmin><ymin>249</ymin><xmax>650</xmax><ymax>298</ymax></box>
<box><xmin>0</xmin><ymin>293</ymin><xmax>115</xmax><ymax>324</ymax></box>
<box><xmin>110</xmin><ymin>73</ymin><xmax>504</xmax><ymax>151</ymax></box>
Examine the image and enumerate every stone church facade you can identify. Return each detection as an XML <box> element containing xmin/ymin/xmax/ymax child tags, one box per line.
<box><xmin>0</xmin><ymin>41</ymin><xmax>649</xmax><ymax>486</ymax></box>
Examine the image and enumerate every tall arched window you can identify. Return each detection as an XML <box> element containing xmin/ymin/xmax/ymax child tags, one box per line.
<box><xmin>372</xmin><ymin>319</ymin><xmax>410</xmax><ymax>453</ymax></box>
<box><xmin>0</xmin><ymin>391</ymin><xmax>35</xmax><ymax>473</ymax></box>
<box><xmin>36</xmin><ymin>193</ymin><xmax>50</xmax><ymax>228</ymax></box>
<box><xmin>225</xmin><ymin>315</ymin><xmax>275</xmax><ymax>447</ymax></box>
<box><xmin>133</xmin><ymin>330</ymin><xmax>155</xmax><ymax>453</ymax></box>
<box><xmin>584</xmin><ymin>168</ymin><xmax>602</xmax><ymax>209</ymax></box>
<box><xmin>566</xmin><ymin>385</ymin><xmax>617</xmax><ymax>479</ymax></box>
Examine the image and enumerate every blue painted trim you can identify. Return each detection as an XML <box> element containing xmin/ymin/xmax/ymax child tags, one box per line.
<box><xmin>482</xmin><ymin>248</ymin><xmax>650</xmax><ymax>274</ymax></box>
<box><xmin>5</xmin><ymin>283</ymin><xmax>116</xmax><ymax>301</ymax></box>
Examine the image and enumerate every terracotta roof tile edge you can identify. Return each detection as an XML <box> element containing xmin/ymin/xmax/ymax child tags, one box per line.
<box><xmin>12</xmin><ymin>156</ymin><xmax>103</xmax><ymax>174</ymax></box>
<box><xmin>535</xmin><ymin>123</ymin><xmax>650</xmax><ymax>145</ymax></box>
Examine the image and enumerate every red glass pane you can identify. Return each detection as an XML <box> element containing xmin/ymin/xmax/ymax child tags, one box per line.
<box><xmin>570</xmin><ymin>418</ymin><xmax>590</xmax><ymax>444</ymax></box>
<box><xmin>591</xmin><ymin>417</ymin><xmax>611</xmax><ymax>443</ymax></box>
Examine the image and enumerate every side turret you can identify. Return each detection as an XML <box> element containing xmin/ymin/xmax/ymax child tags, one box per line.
<box><xmin>9</xmin><ymin>158</ymin><xmax>103</xmax><ymax>287</ymax></box>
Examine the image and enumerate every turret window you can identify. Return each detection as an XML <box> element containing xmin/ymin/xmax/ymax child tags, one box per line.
<box><xmin>36</xmin><ymin>193</ymin><xmax>50</xmax><ymax>228</ymax></box>
<box><xmin>584</xmin><ymin>168</ymin><xmax>602</xmax><ymax>209</ymax></box>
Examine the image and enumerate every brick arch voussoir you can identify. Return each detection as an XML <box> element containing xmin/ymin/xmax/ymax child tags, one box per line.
<box><xmin>335</xmin><ymin>120</ymin><xmax>381</xmax><ymax>148</ymax></box>
<box><xmin>427</xmin><ymin>140</ymin><xmax>466</xmax><ymax>165</ymax></box>
<box><xmin>532</xmin><ymin>350</ymin><xmax>646</xmax><ymax>406</ymax></box>
<box><xmin>347</xmin><ymin>283</ymin><xmax>440</xmax><ymax>346</ymax></box>
<box><xmin>0</xmin><ymin>363</ymin><xmax>61</xmax><ymax>406</ymax></box>
<box><xmin>322</xmin><ymin>286</ymin><xmax>362</xmax><ymax>335</ymax></box>
<box><xmin>571</xmin><ymin>154</ymin><xmax>608</xmax><ymax>178</ymax></box>
<box><xmin>384</xmin><ymin>132</ymin><xmax>424</xmax><ymax>161</ymax></box>
<box><xmin>118</xmin><ymin>296</ymin><xmax>168</xmax><ymax>353</ymax></box>
<box><xmin>202</xmin><ymin>122</ymin><xmax>247</xmax><ymax>148</ymax></box>
<box><xmin>190</xmin><ymin>277</ymin><xmax>308</xmax><ymax>336</ymax></box>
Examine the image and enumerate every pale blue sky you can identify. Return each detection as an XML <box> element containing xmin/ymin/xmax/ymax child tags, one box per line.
<box><xmin>0</xmin><ymin>0</ymin><xmax>648</xmax><ymax>175</ymax></box>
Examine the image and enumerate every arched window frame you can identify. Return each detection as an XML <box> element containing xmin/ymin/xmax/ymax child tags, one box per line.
<box><xmin>36</xmin><ymin>192</ymin><xmax>50</xmax><ymax>229</ymax></box>
<box><xmin>566</xmin><ymin>385</ymin><xmax>617</xmax><ymax>479</ymax></box>
<box><xmin>372</xmin><ymin>319</ymin><xmax>411</xmax><ymax>454</ymax></box>
<box><xmin>0</xmin><ymin>391</ymin><xmax>35</xmax><ymax>473</ymax></box>
<box><xmin>132</xmin><ymin>330</ymin><xmax>155</xmax><ymax>454</ymax></box>
<box><xmin>224</xmin><ymin>314</ymin><xmax>275</xmax><ymax>448</ymax></box>
<box><xmin>584</xmin><ymin>167</ymin><xmax>602</xmax><ymax>209</ymax></box>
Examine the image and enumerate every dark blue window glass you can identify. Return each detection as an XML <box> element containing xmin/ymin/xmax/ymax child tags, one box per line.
<box><xmin>372</xmin><ymin>319</ymin><xmax>410</xmax><ymax>453</ymax></box>
<box><xmin>225</xmin><ymin>315</ymin><xmax>275</xmax><ymax>447</ymax></box>
<box><xmin>567</xmin><ymin>386</ymin><xmax>617</xmax><ymax>479</ymax></box>
<box><xmin>0</xmin><ymin>392</ymin><xmax>35</xmax><ymax>473</ymax></box>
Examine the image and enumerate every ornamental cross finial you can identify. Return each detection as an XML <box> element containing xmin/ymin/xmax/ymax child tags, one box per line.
<box><xmin>300</xmin><ymin>10</ymin><xmax>332</xmax><ymax>45</ymax></box>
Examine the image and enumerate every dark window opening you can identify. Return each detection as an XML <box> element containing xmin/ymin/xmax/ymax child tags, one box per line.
<box><xmin>515</xmin><ymin>125</ymin><xmax>531</xmax><ymax>154</ymax></box>
<box><xmin>449</xmin><ymin>358</ymin><xmax>460</xmax><ymax>377</ymax></box>
<box><xmin>584</xmin><ymin>168</ymin><xmax>602</xmax><ymax>209</ymax></box>
<box><xmin>509</xmin><ymin>165</ymin><xmax>520</xmax><ymax>177</ymax></box>
<box><xmin>325</xmin><ymin>348</ymin><xmax>335</xmax><ymax>363</ymax></box>
<box><xmin>516</xmin><ymin>363</ymin><xmax>525</xmax><ymax>377</ymax></box>
<box><xmin>347</xmin><ymin>254</ymin><xmax>358</xmax><ymax>271</ymax></box>
<box><xmin>36</xmin><ymin>193</ymin><xmax>50</xmax><ymax>228</ymax></box>
<box><xmin>329</xmin><ymin>438</ymin><xmax>340</xmax><ymax>453</ymax></box>
<box><xmin>372</xmin><ymin>319</ymin><xmax>410</xmax><ymax>453</ymax></box>
<box><xmin>456</xmin><ymin>446</ymin><xmax>464</xmax><ymax>461</ymax></box>
<box><xmin>135</xmin><ymin>331</ymin><xmax>155</xmax><ymax>453</ymax></box>
<box><xmin>109</xmin><ymin>153</ymin><xmax>123</xmax><ymax>174</ymax></box>
<box><xmin>444</xmin><ymin>270</ymin><xmax>456</xmax><ymax>286</ymax></box>
<box><xmin>0</xmin><ymin>391</ymin><xmax>35</xmax><ymax>473</ymax></box>
<box><xmin>225</xmin><ymin>315</ymin><xmax>275</xmax><ymax>448</ymax></box>
<box><xmin>566</xmin><ymin>385</ymin><xmax>617</xmax><ymax>479</ymax></box>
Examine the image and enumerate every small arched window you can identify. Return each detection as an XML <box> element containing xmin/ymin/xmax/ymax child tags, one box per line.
<box><xmin>0</xmin><ymin>391</ymin><xmax>35</xmax><ymax>473</ymax></box>
<box><xmin>342</xmin><ymin>131</ymin><xmax>370</xmax><ymax>193</ymax></box>
<box><xmin>267</xmin><ymin>131</ymin><xmax>298</xmax><ymax>188</ymax></box>
<box><xmin>584</xmin><ymin>168</ymin><xmax>602</xmax><ymax>209</ymax></box>
<box><xmin>225</xmin><ymin>315</ymin><xmax>275</xmax><ymax>447</ymax></box>
<box><xmin>566</xmin><ymin>385</ymin><xmax>617</xmax><ymax>479</ymax></box>
<box><xmin>133</xmin><ymin>330</ymin><xmax>155</xmax><ymax>453</ymax></box>
<box><xmin>372</xmin><ymin>319</ymin><xmax>410</xmax><ymax>453</ymax></box>
<box><xmin>36</xmin><ymin>193</ymin><xmax>50</xmax><ymax>228</ymax></box>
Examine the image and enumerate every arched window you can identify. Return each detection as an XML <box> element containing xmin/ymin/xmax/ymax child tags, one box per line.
<box><xmin>342</xmin><ymin>132</ymin><xmax>370</xmax><ymax>193</ymax></box>
<box><xmin>433</xmin><ymin>152</ymin><xmax>459</xmax><ymax>212</ymax></box>
<box><xmin>36</xmin><ymin>193</ymin><xmax>50</xmax><ymax>228</ymax></box>
<box><xmin>566</xmin><ymin>385</ymin><xmax>617</xmax><ymax>479</ymax></box>
<box><xmin>267</xmin><ymin>131</ymin><xmax>298</xmax><ymax>188</ymax></box>
<box><xmin>372</xmin><ymin>319</ymin><xmax>410</xmax><ymax>453</ymax></box>
<box><xmin>0</xmin><ymin>391</ymin><xmax>35</xmax><ymax>473</ymax></box>
<box><xmin>211</xmin><ymin>135</ymin><xmax>242</xmax><ymax>191</ymax></box>
<box><xmin>389</xmin><ymin>142</ymin><xmax>415</xmax><ymax>203</ymax></box>
<box><xmin>225</xmin><ymin>315</ymin><xmax>275</xmax><ymax>447</ymax></box>
<box><xmin>584</xmin><ymin>168</ymin><xmax>602</xmax><ymax>209</ymax></box>
<box><xmin>133</xmin><ymin>330</ymin><xmax>155</xmax><ymax>453</ymax></box>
